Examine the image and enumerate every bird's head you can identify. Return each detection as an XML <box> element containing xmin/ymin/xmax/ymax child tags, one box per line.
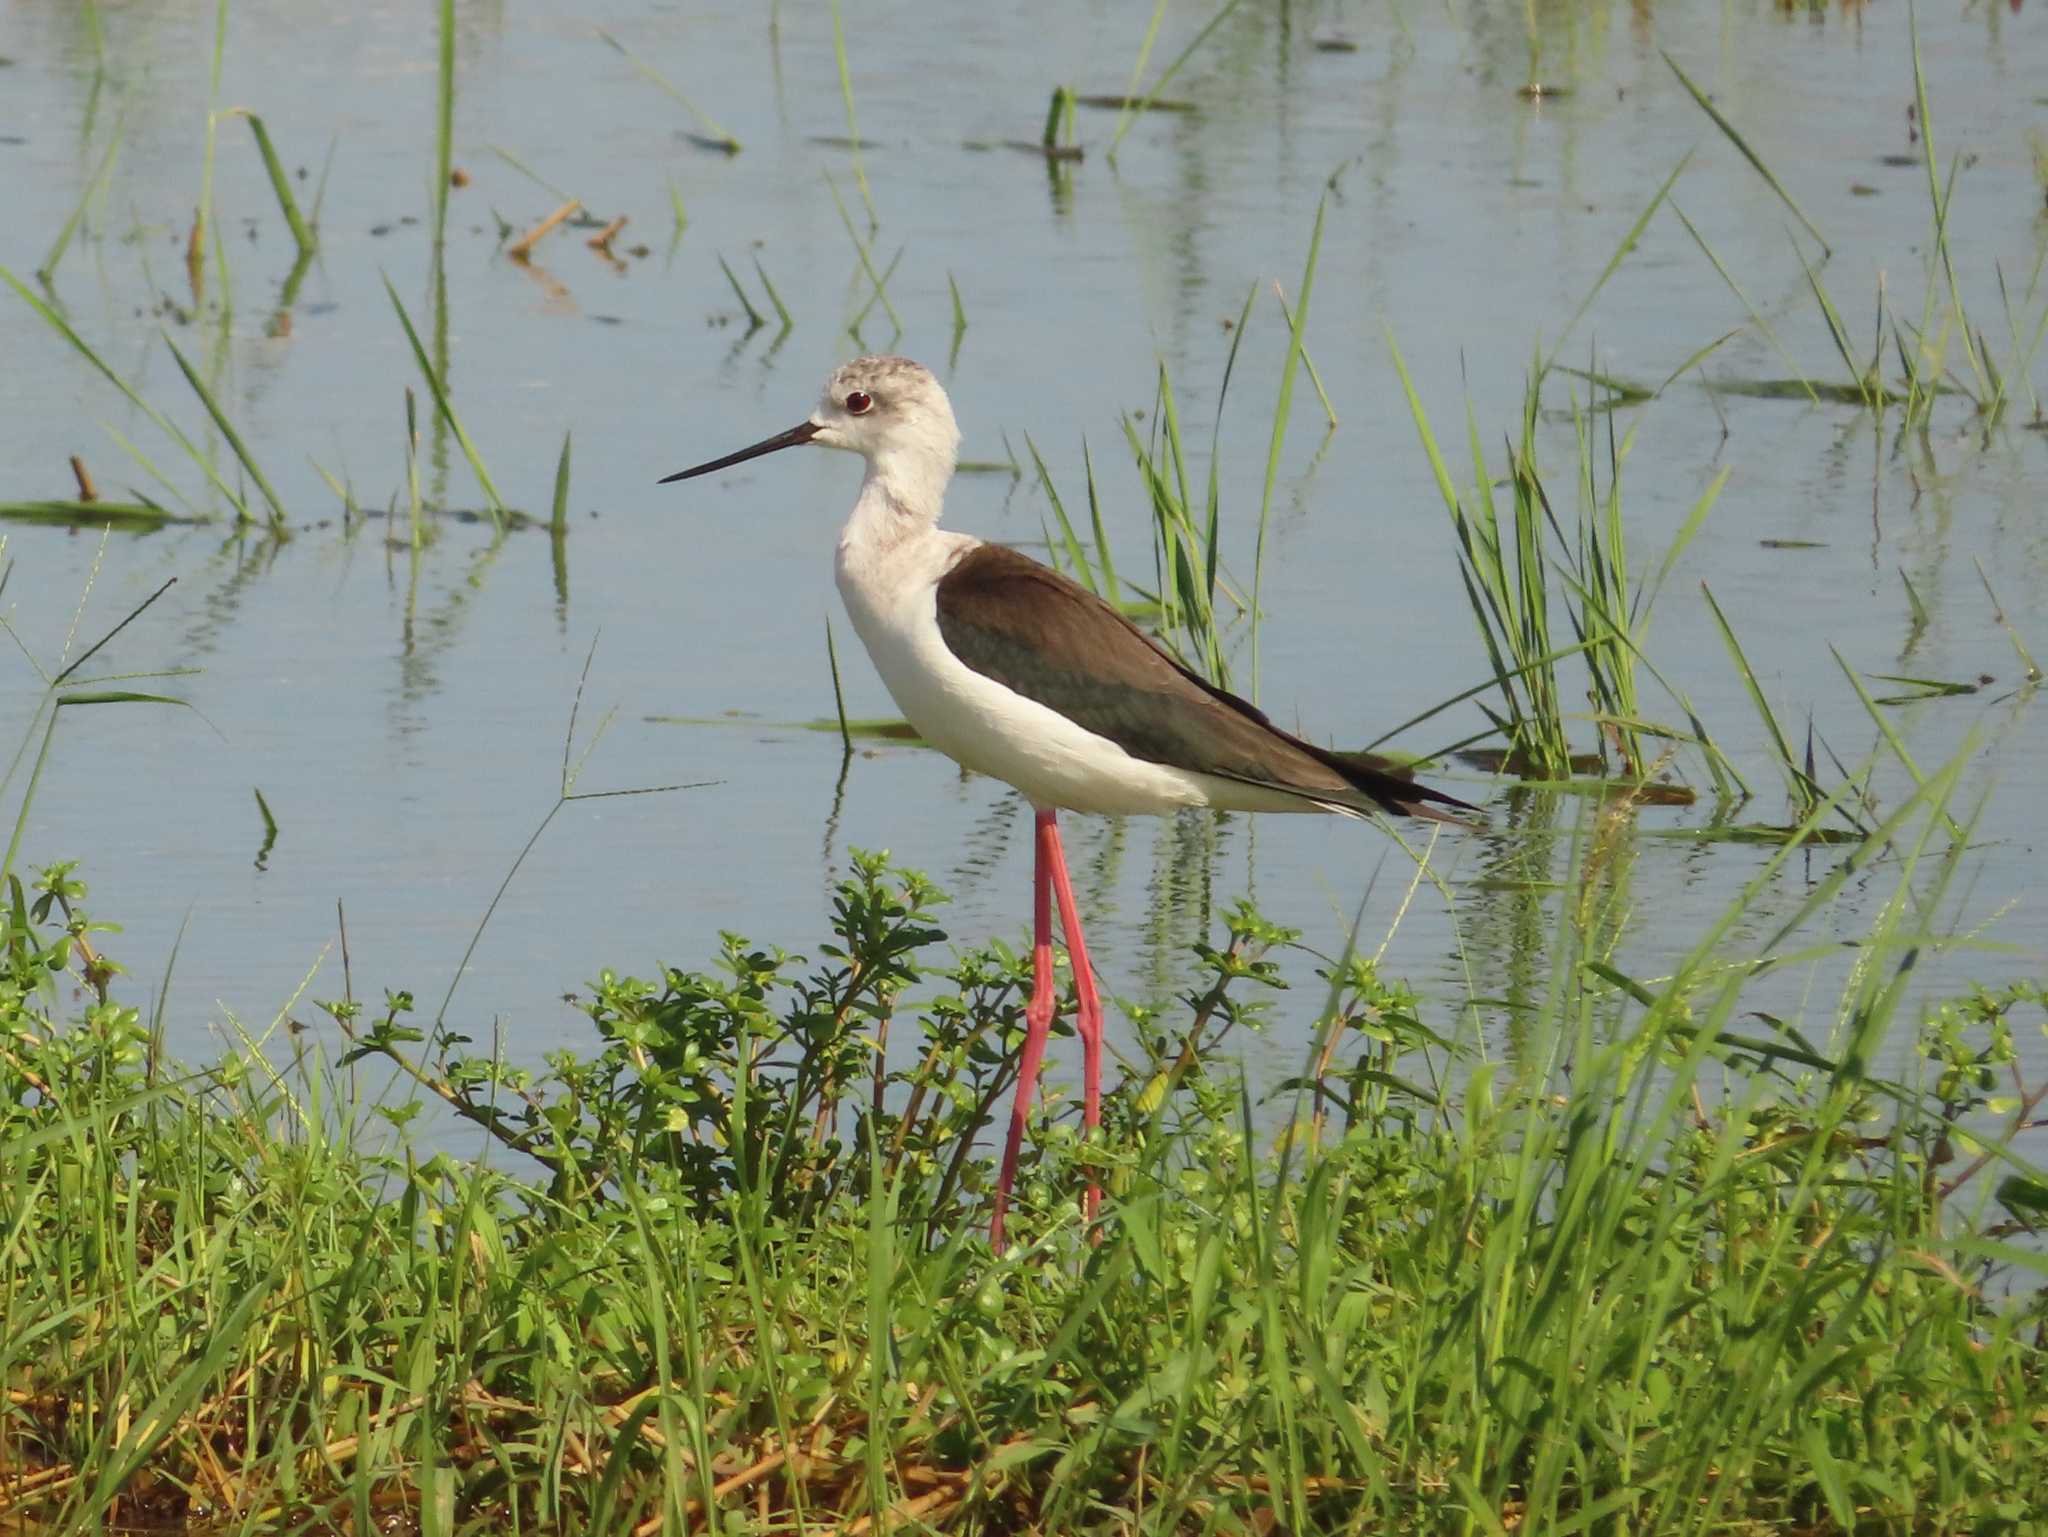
<box><xmin>813</xmin><ymin>356</ymin><xmax>960</xmax><ymax>468</ymax></box>
<box><xmin>661</xmin><ymin>355</ymin><xmax>960</xmax><ymax>506</ymax></box>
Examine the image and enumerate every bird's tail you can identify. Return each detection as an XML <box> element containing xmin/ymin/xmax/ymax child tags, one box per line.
<box><xmin>1316</xmin><ymin>747</ymin><xmax>1484</xmax><ymax>829</ymax></box>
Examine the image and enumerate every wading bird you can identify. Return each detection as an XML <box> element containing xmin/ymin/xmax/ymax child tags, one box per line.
<box><xmin>663</xmin><ymin>356</ymin><xmax>1476</xmax><ymax>1249</ymax></box>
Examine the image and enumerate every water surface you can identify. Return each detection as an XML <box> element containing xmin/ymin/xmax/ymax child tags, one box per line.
<box><xmin>0</xmin><ymin>0</ymin><xmax>2041</xmax><ymax>1089</ymax></box>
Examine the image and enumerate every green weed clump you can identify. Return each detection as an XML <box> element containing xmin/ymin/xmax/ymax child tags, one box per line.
<box><xmin>1388</xmin><ymin>346</ymin><xmax>1739</xmax><ymax>796</ymax></box>
<box><xmin>4</xmin><ymin>793</ymin><xmax>2045</xmax><ymax>1533</ymax></box>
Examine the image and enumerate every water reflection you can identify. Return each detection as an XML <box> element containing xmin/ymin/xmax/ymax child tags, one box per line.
<box><xmin>1140</xmin><ymin>808</ymin><xmax>1225</xmax><ymax>999</ymax></box>
<box><xmin>814</xmin><ymin>754</ymin><xmax>1235</xmax><ymax>1009</ymax></box>
<box><xmin>1459</xmin><ymin>785</ymin><xmax>1569</xmax><ymax>1055</ymax></box>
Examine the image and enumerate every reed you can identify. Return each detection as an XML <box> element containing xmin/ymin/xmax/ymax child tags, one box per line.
<box><xmin>434</xmin><ymin>0</ymin><xmax>455</xmax><ymax>243</ymax></box>
<box><xmin>1388</xmin><ymin>339</ymin><xmax>1753</xmax><ymax>795</ymax></box>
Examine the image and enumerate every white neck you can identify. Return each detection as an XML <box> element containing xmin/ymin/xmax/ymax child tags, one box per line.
<box><xmin>840</xmin><ymin>445</ymin><xmax>953</xmax><ymax>557</ymax></box>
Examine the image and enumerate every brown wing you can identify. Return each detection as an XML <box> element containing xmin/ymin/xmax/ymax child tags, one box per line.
<box><xmin>932</xmin><ymin>544</ymin><xmax>1475</xmax><ymax>822</ymax></box>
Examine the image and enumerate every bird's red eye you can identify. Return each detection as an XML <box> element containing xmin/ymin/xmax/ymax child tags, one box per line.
<box><xmin>845</xmin><ymin>390</ymin><xmax>873</xmax><ymax>415</ymax></box>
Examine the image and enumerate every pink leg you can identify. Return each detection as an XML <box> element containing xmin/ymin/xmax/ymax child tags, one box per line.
<box><xmin>990</xmin><ymin>810</ymin><xmax>1058</xmax><ymax>1252</ymax></box>
<box><xmin>1041</xmin><ymin>812</ymin><xmax>1104</xmax><ymax>1228</ymax></box>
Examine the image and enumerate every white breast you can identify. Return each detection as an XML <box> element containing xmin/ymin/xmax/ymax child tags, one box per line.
<box><xmin>833</xmin><ymin>520</ymin><xmax>1314</xmax><ymax>817</ymax></box>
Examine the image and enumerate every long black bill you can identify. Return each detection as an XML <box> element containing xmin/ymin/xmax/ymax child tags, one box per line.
<box><xmin>658</xmin><ymin>420</ymin><xmax>821</xmax><ymax>484</ymax></box>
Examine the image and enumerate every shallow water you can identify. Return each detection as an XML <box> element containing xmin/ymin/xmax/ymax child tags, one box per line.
<box><xmin>0</xmin><ymin>0</ymin><xmax>2042</xmax><ymax>1093</ymax></box>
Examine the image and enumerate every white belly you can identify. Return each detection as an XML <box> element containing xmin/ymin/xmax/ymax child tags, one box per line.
<box><xmin>834</xmin><ymin>532</ymin><xmax>1317</xmax><ymax>818</ymax></box>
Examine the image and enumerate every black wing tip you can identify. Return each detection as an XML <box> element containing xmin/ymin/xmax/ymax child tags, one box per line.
<box><xmin>1322</xmin><ymin>748</ymin><xmax>1485</xmax><ymax>828</ymax></box>
<box><xmin>1392</xmin><ymin>790</ymin><xmax>1486</xmax><ymax>832</ymax></box>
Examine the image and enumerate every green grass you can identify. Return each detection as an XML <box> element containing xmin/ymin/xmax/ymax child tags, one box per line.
<box><xmin>35</xmin><ymin>110</ymin><xmax>125</xmax><ymax>283</ymax></box>
<box><xmin>1021</xmin><ymin>278</ymin><xmax>1281</xmax><ymax>691</ymax></box>
<box><xmin>1108</xmin><ymin>0</ymin><xmax>1248</xmax><ymax>161</ymax></box>
<box><xmin>434</xmin><ymin>0</ymin><xmax>455</xmax><ymax>243</ymax></box>
<box><xmin>2</xmin><ymin>760</ymin><xmax>2043</xmax><ymax>1532</ymax></box>
<box><xmin>1383</xmin><ymin>331</ymin><xmax>1786</xmax><ymax>806</ymax></box>
<box><xmin>1249</xmin><ymin>197</ymin><xmax>1327</xmax><ymax>701</ymax></box>
<box><xmin>0</xmin><ymin>501</ymin><xmax>209</xmax><ymax>530</ymax></box>
<box><xmin>825</xmin><ymin>175</ymin><xmax>901</xmax><ymax>343</ymax></box>
<box><xmin>164</xmin><ymin>337</ymin><xmax>291</xmax><ymax>535</ymax></box>
<box><xmin>716</xmin><ymin>253</ymin><xmax>766</xmax><ymax>329</ymax></box>
<box><xmin>827</xmin><ymin>0</ymin><xmax>875</xmax><ymax>226</ymax></box>
<box><xmin>1041</xmin><ymin>85</ymin><xmax>1078</xmax><ymax>153</ymax></box>
<box><xmin>234</xmin><ymin>112</ymin><xmax>317</xmax><ymax>259</ymax></box>
<box><xmin>1661</xmin><ymin>51</ymin><xmax>1829</xmax><ymax>257</ymax></box>
<box><xmin>595</xmin><ymin>26</ymin><xmax>740</xmax><ymax>154</ymax></box>
<box><xmin>3</xmin><ymin>267</ymin><xmax>276</xmax><ymax>530</ymax></box>
<box><xmin>384</xmin><ymin>276</ymin><xmax>505</xmax><ymax>529</ymax></box>
<box><xmin>751</xmin><ymin>255</ymin><xmax>794</xmax><ymax>332</ymax></box>
<box><xmin>188</xmin><ymin>0</ymin><xmax>231</xmax><ymax>300</ymax></box>
<box><xmin>1663</xmin><ymin>14</ymin><xmax>2048</xmax><ymax>428</ymax></box>
<box><xmin>1121</xmin><ymin>354</ymin><xmax>1242</xmax><ymax>685</ymax></box>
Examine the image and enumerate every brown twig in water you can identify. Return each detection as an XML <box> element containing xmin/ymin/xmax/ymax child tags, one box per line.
<box><xmin>507</xmin><ymin>199</ymin><xmax>582</xmax><ymax>262</ymax></box>
<box><xmin>585</xmin><ymin>215</ymin><xmax>627</xmax><ymax>251</ymax></box>
<box><xmin>68</xmin><ymin>456</ymin><xmax>96</xmax><ymax>503</ymax></box>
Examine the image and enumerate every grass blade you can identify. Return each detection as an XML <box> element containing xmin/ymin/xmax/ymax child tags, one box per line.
<box><xmin>1974</xmin><ymin>558</ymin><xmax>2041</xmax><ymax>682</ymax></box>
<box><xmin>1108</xmin><ymin>0</ymin><xmax>1171</xmax><ymax>152</ymax></box>
<box><xmin>1791</xmin><ymin>235</ymin><xmax>1872</xmax><ymax>404</ymax></box>
<box><xmin>1026</xmin><ymin>434</ymin><xmax>1095</xmax><ymax>592</ymax></box>
<box><xmin>0</xmin><ymin>501</ymin><xmax>207</xmax><ymax>530</ymax></box>
<box><xmin>38</xmin><ymin>112</ymin><xmax>125</xmax><ymax>281</ymax></box>
<box><xmin>1081</xmin><ymin>438</ymin><xmax>1119</xmax><ymax>608</ymax></box>
<box><xmin>435</xmin><ymin>0</ymin><xmax>455</xmax><ymax>239</ymax></box>
<box><xmin>1662</xmin><ymin>51</ymin><xmax>1830</xmax><ymax>256</ymax></box>
<box><xmin>717</xmin><ymin>255</ymin><xmax>765</xmax><ymax>329</ymax></box>
<box><xmin>1252</xmin><ymin>197</ymin><xmax>1325</xmax><ymax>700</ymax></box>
<box><xmin>595</xmin><ymin>27</ymin><xmax>740</xmax><ymax>153</ymax></box>
<box><xmin>2</xmin><ymin>267</ymin><xmax>255</xmax><ymax>520</ymax></box>
<box><xmin>948</xmin><ymin>271</ymin><xmax>968</xmax><ymax>367</ymax></box>
<box><xmin>1548</xmin><ymin>150</ymin><xmax>1692</xmax><ymax>369</ymax></box>
<box><xmin>824</xmin><ymin>616</ymin><xmax>852</xmax><ymax>756</ymax></box>
<box><xmin>239</xmin><ymin>113</ymin><xmax>317</xmax><ymax>256</ymax></box>
<box><xmin>824</xmin><ymin>175</ymin><xmax>900</xmax><ymax>333</ymax></box>
<box><xmin>551</xmin><ymin>431</ymin><xmax>572</xmax><ymax>534</ymax></box>
<box><xmin>1829</xmin><ymin>644</ymin><xmax>1961</xmax><ymax>840</ymax></box>
<box><xmin>827</xmin><ymin>0</ymin><xmax>875</xmax><ymax>225</ymax></box>
<box><xmin>1907</xmin><ymin>1</ymin><xmax>1987</xmax><ymax>407</ymax></box>
<box><xmin>1108</xmin><ymin>0</ymin><xmax>1246</xmax><ymax>158</ymax></box>
<box><xmin>750</xmin><ymin>254</ymin><xmax>794</xmax><ymax>330</ymax></box>
<box><xmin>383</xmin><ymin>275</ymin><xmax>505</xmax><ymax>525</ymax></box>
<box><xmin>164</xmin><ymin>338</ymin><xmax>290</xmax><ymax>534</ymax></box>
<box><xmin>1639</xmin><ymin>467</ymin><xmax>1728</xmax><ymax>621</ymax></box>
<box><xmin>1272</xmin><ymin>288</ymin><xmax>1337</xmax><ymax>426</ymax></box>
<box><xmin>1700</xmin><ymin>580</ymin><xmax>1818</xmax><ymax>812</ymax></box>
<box><xmin>1669</xmin><ymin>201</ymin><xmax>1816</xmax><ymax>401</ymax></box>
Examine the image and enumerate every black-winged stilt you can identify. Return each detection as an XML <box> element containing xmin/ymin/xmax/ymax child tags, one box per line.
<box><xmin>663</xmin><ymin>355</ymin><xmax>1476</xmax><ymax>1249</ymax></box>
